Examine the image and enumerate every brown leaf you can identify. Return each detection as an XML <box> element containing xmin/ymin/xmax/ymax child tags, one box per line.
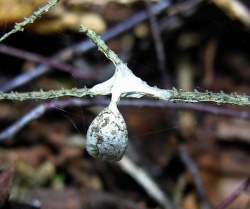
<box><xmin>0</xmin><ymin>163</ymin><xmax>14</xmax><ymax>207</ymax></box>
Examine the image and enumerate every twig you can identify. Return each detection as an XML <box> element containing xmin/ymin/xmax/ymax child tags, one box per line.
<box><xmin>0</xmin><ymin>88</ymin><xmax>89</xmax><ymax>101</ymax></box>
<box><xmin>1</xmin><ymin>26</ymin><xmax>250</xmax><ymax>144</ymax></box>
<box><xmin>216</xmin><ymin>177</ymin><xmax>250</xmax><ymax>209</ymax></box>
<box><xmin>74</xmin><ymin>0</ymin><xmax>171</xmax><ymax>53</ymax></box>
<box><xmin>118</xmin><ymin>155</ymin><xmax>174</xmax><ymax>209</ymax></box>
<box><xmin>203</xmin><ymin>39</ymin><xmax>217</xmax><ymax>87</ymax></box>
<box><xmin>0</xmin><ymin>86</ymin><xmax>250</xmax><ymax>106</ymax></box>
<box><xmin>0</xmin><ymin>44</ymin><xmax>98</xmax><ymax>81</ymax></box>
<box><xmin>145</xmin><ymin>0</ymin><xmax>170</xmax><ymax>88</ymax></box>
<box><xmin>1</xmin><ymin>98</ymin><xmax>250</xmax><ymax>140</ymax></box>
<box><xmin>169</xmin><ymin>89</ymin><xmax>250</xmax><ymax>106</ymax></box>
<box><xmin>210</xmin><ymin>0</ymin><xmax>250</xmax><ymax>27</ymax></box>
<box><xmin>0</xmin><ymin>0</ymin><xmax>60</xmax><ymax>42</ymax></box>
<box><xmin>80</xmin><ymin>26</ymin><xmax>250</xmax><ymax>107</ymax></box>
<box><xmin>171</xmin><ymin>101</ymin><xmax>250</xmax><ymax>120</ymax></box>
<box><xmin>179</xmin><ymin>142</ymin><xmax>211</xmax><ymax>209</ymax></box>
<box><xmin>0</xmin><ymin>0</ymin><xmax>170</xmax><ymax>92</ymax></box>
<box><xmin>0</xmin><ymin>26</ymin><xmax>250</xmax><ymax>106</ymax></box>
<box><xmin>0</xmin><ymin>104</ymin><xmax>46</xmax><ymax>140</ymax></box>
<box><xmin>145</xmin><ymin>2</ymin><xmax>208</xmax><ymax>208</ymax></box>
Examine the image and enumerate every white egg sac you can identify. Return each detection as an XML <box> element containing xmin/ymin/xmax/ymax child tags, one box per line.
<box><xmin>86</xmin><ymin>107</ymin><xmax>128</xmax><ymax>162</ymax></box>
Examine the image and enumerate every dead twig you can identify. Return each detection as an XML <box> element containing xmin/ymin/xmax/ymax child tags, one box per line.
<box><xmin>145</xmin><ymin>0</ymin><xmax>170</xmax><ymax>88</ymax></box>
<box><xmin>179</xmin><ymin>142</ymin><xmax>211</xmax><ymax>209</ymax></box>
<box><xmin>118</xmin><ymin>155</ymin><xmax>174</xmax><ymax>209</ymax></box>
<box><xmin>1</xmin><ymin>98</ymin><xmax>250</xmax><ymax>140</ymax></box>
<box><xmin>216</xmin><ymin>177</ymin><xmax>250</xmax><ymax>209</ymax></box>
<box><xmin>0</xmin><ymin>44</ymin><xmax>98</xmax><ymax>81</ymax></box>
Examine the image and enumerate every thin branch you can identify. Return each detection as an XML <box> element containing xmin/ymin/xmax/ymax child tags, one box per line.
<box><xmin>0</xmin><ymin>99</ymin><xmax>86</xmax><ymax>140</ymax></box>
<box><xmin>79</xmin><ymin>26</ymin><xmax>123</xmax><ymax>67</ymax></box>
<box><xmin>118</xmin><ymin>155</ymin><xmax>174</xmax><ymax>209</ymax></box>
<box><xmin>145</xmin><ymin>0</ymin><xmax>170</xmax><ymax>88</ymax></box>
<box><xmin>0</xmin><ymin>84</ymin><xmax>250</xmax><ymax>107</ymax></box>
<box><xmin>1</xmin><ymin>26</ymin><xmax>250</xmax><ymax>144</ymax></box>
<box><xmin>179</xmin><ymin>142</ymin><xmax>211</xmax><ymax>209</ymax></box>
<box><xmin>169</xmin><ymin>89</ymin><xmax>250</xmax><ymax>106</ymax></box>
<box><xmin>0</xmin><ymin>25</ymin><xmax>250</xmax><ymax>105</ymax></box>
<box><xmin>0</xmin><ymin>88</ymin><xmax>89</xmax><ymax>101</ymax></box>
<box><xmin>171</xmin><ymin>101</ymin><xmax>250</xmax><ymax>120</ymax></box>
<box><xmin>80</xmin><ymin>26</ymin><xmax>250</xmax><ymax>106</ymax></box>
<box><xmin>0</xmin><ymin>0</ymin><xmax>60</xmax><ymax>42</ymax></box>
<box><xmin>74</xmin><ymin>0</ymin><xmax>171</xmax><ymax>53</ymax></box>
<box><xmin>1</xmin><ymin>98</ymin><xmax>250</xmax><ymax>141</ymax></box>
<box><xmin>119</xmin><ymin>99</ymin><xmax>250</xmax><ymax>120</ymax></box>
<box><xmin>0</xmin><ymin>98</ymin><xmax>87</xmax><ymax>140</ymax></box>
<box><xmin>0</xmin><ymin>44</ymin><xmax>98</xmax><ymax>81</ymax></box>
<box><xmin>210</xmin><ymin>0</ymin><xmax>250</xmax><ymax>27</ymax></box>
<box><xmin>145</xmin><ymin>2</ymin><xmax>209</xmax><ymax>208</ymax></box>
<box><xmin>0</xmin><ymin>104</ymin><xmax>46</xmax><ymax>140</ymax></box>
<box><xmin>216</xmin><ymin>177</ymin><xmax>250</xmax><ymax>209</ymax></box>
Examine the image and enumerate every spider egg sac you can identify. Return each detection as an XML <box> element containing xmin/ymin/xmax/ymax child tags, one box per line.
<box><xmin>86</xmin><ymin>107</ymin><xmax>128</xmax><ymax>162</ymax></box>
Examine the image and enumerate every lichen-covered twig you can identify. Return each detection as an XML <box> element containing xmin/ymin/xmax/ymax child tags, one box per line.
<box><xmin>169</xmin><ymin>89</ymin><xmax>250</xmax><ymax>106</ymax></box>
<box><xmin>79</xmin><ymin>26</ymin><xmax>250</xmax><ymax>106</ymax></box>
<box><xmin>0</xmin><ymin>88</ymin><xmax>89</xmax><ymax>101</ymax></box>
<box><xmin>1</xmin><ymin>26</ymin><xmax>250</xmax><ymax>143</ymax></box>
<box><xmin>1</xmin><ymin>85</ymin><xmax>249</xmax><ymax>107</ymax></box>
<box><xmin>79</xmin><ymin>25</ymin><xmax>123</xmax><ymax>67</ymax></box>
<box><xmin>0</xmin><ymin>0</ymin><xmax>60</xmax><ymax>42</ymax></box>
<box><xmin>1</xmin><ymin>25</ymin><xmax>250</xmax><ymax>107</ymax></box>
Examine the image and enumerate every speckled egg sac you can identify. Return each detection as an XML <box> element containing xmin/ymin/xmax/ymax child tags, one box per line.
<box><xmin>86</xmin><ymin>107</ymin><xmax>128</xmax><ymax>162</ymax></box>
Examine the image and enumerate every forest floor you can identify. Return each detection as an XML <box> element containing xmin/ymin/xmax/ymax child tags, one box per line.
<box><xmin>0</xmin><ymin>0</ymin><xmax>250</xmax><ymax>209</ymax></box>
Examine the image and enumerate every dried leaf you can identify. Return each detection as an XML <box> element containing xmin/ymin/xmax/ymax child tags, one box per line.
<box><xmin>0</xmin><ymin>164</ymin><xmax>14</xmax><ymax>207</ymax></box>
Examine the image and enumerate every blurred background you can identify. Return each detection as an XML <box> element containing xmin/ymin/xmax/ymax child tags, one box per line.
<box><xmin>0</xmin><ymin>0</ymin><xmax>250</xmax><ymax>208</ymax></box>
